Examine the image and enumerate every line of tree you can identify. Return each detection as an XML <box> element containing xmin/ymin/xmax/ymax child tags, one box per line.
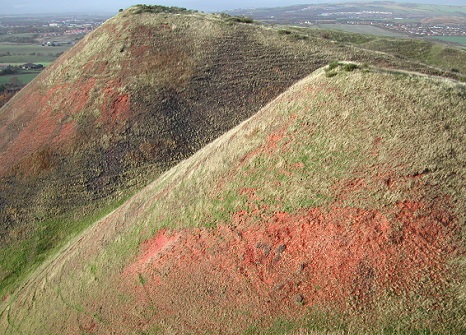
<box><xmin>0</xmin><ymin>66</ymin><xmax>19</xmax><ymax>75</ymax></box>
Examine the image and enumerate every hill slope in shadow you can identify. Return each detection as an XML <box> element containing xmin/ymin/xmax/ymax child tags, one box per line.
<box><xmin>1</xmin><ymin>64</ymin><xmax>464</xmax><ymax>334</ymax></box>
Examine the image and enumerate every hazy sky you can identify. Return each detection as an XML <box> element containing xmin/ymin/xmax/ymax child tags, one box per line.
<box><xmin>1</xmin><ymin>0</ymin><xmax>465</xmax><ymax>15</ymax></box>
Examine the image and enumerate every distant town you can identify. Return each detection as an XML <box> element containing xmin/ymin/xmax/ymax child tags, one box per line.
<box><xmin>0</xmin><ymin>14</ymin><xmax>111</xmax><ymax>107</ymax></box>
<box><xmin>228</xmin><ymin>3</ymin><xmax>466</xmax><ymax>40</ymax></box>
<box><xmin>302</xmin><ymin>18</ymin><xmax>466</xmax><ymax>36</ymax></box>
<box><xmin>0</xmin><ymin>14</ymin><xmax>109</xmax><ymax>44</ymax></box>
<box><xmin>327</xmin><ymin>20</ymin><xmax>466</xmax><ymax>37</ymax></box>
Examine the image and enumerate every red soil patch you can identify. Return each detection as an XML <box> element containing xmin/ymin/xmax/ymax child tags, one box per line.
<box><xmin>99</xmin><ymin>81</ymin><xmax>131</xmax><ymax>130</ymax></box>
<box><xmin>234</xmin><ymin>116</ymin><xmax>297</xmax><ymax>174</ymax></box>
<box><xmin>0</xmin><ymin>78</ymin><xmax>98</xmax><ymax>176</ymax></box>
<box><xmin>0</xmin><ymin>69</ymin><xmax>131</xmax><ymax>177</ymax></box>
<box><xmin>125</xmin><ymin>230</ymin><xmax>179</xmax><ymax>275</ymax></box>
<box><xmin>264</xmin><ymin>115</ymin><xmax>296</xmax><ymax>154</ymax></box>
<box><xmin>119</xmin><ymin>197</ymin><xmax>458</xmax><ymax>333</ymax></box>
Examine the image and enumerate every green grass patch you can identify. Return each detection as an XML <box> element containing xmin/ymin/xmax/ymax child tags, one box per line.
<box><xmin>268</xmin><ymin>318</ymin><xmax>299</xmax><ymax>334</ymax></box>
<box><xmin>0</xmin><ymin>44</ymin><xmax>69</xmax><ymax>55</ymax></box>
<box><xmin>431</xmin><ymin>36</ymin><xmax>466</xmax><ymax>46</ymax></box>
<box><xmin>0</xmin><ymin>62</ymin><xmax>52</xmax><ymax>67</ymax></box>
<box><xmin>0</xmin><ymin>54</ymin><xmax>57</xmax><ymax>64</ymax></box>
<box><xmin>325</xmin><ymin>61</ymin><xmax>361</xmax><ymax>77</ymax></box>
<box><xmin>130</xmin><ymin>4</ymin><xmax>194</xmax><ymax>15</ymax></box>
<box><xmin>0</xmin><ymin>44</ymin><xmax>69</xmax><ymax>64</ymax></box>
<box><xmin>0</xmin><ymin>72</ymin><xmax>40</xmax><ymax>85</ymax></box>
<box><xmin>0</xmin><ymin>196</ymin><xmax>128</xmax><ymax>299</ymax></box>
<box><xmin>318</xmin><ymin>24</ymin><xmax>405</xmax><ymax>38</ymax></box>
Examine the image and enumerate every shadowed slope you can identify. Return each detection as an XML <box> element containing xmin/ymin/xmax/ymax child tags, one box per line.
<box><xmin>1</xmin><ymin>65</ymin><xmax>464</xmax><ymax>334</ymax></box>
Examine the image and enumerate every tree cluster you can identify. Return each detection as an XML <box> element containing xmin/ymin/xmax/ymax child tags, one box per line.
<box><xmin>132</xmin><ymin>5</ymin><xmax>193</xmax><ymax>15</ymax></box>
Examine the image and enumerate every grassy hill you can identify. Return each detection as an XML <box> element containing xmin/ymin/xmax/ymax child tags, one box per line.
<box><xmin>1</xmin><ymin>62</ymin><xmax>464</xmax><ymax>334</ymax></box>
<box><xmin>0</xmin><ymin>5</ymin><xmax>465</xmax><ymax>333</ymax></box>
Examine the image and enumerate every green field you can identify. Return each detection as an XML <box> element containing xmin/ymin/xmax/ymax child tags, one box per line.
<box><xmin>0</xmin><ymin>62</ymin><xmax>52</xmax><ymax>67</ymax></box>
<box><xmin>432</xmin><ymin>36</ymin><xmax>466</xmax><ymax>46</ymax></box>
<box><xmin>318</xmin><ymin>24</ymin><xmax>406</xmax><ymax>37</ymax></box>
<box><xmin>0</xmin><ymin>72</ymin><xmax>41</xmax><ymax>85</ymax></box>
<box><xmin>414</xmin><ymin>4</ymin><xmax>466</xmax><ymax>15</ymax></box>
<box><xmin>0</xmin><ymin>33</ymin><xmax>37</xmax><ymax>42</ymax></box>
<box><xmin>0</xmin><ymin>43</ymin><xmax>70</xmax><ymax>64</ymax></box>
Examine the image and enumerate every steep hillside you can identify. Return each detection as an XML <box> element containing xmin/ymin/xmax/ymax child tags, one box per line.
<box><xmin>3</xmin><ymin>5</ymin><xmax>465</xmax><ymax>297</ymax></box>
<box><xmin>1</xmin><ymin>65</ymin><xmax>464</xmax><ymax>334</ymax></box>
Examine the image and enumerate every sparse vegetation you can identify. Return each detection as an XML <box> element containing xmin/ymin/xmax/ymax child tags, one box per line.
<box><xmin>228</xmin><ymin>16</ymin><xmax>254</xmax><ymax>24</ymax></box>
<box><xmin>130</xmin><ymin>4</ymin><xmax>193</xmax><ymax>15</ymax></box>
<box><xmin>325</xmin><ymin>61</ymin><xmax>360</xmax><ymax>76</ymax></box>
<box><xmin>360</xmin><ymin>38</ymin><xmax>466</xmax><ymax>74</ymax></box>
<box><xmin>272</xmin><ymin>27</ymin><xmax>466</xmax><ymax>78</ymax></box>
<box><xmin>2</xmin><ymin>66</ymin><xmax>464</xmax><ymax>334</ymax></box>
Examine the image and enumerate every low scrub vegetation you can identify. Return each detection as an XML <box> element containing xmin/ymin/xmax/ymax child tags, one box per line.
<box><xmin>218</xmin><ymin>13</ymin><xmax>254</xmax><ymax>24</ymax></box>
<box><xmin>228</xmin><ymin>16</ymin><xmax>254</xmax><ymax>24</ymax></box>
<box><xmin>324</xmin><ymin>61</ymin><xmax>361</xmax><ymax>77</ymax></box>
<box><xmin>130</xmin><ymin>4</ymin><xmax>194</xmax><ymax>15</ymax></box>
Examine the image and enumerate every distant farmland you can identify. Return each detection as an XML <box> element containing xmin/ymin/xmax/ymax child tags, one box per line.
<box><xmin>317</xmin><ymin>24</ymin><xmax>406</xmax><ymax>37</ymax></box>
<box><xmin>0</xmin><ymin>44</ymin><xmax>70</xmax><ymax>64</ymax></box>
<box><xmin>0</xmin><ymin>72</ymin><xmax>41</xmax><ymax>85</ymax></box>
<box><xmin>432</xmin><ymin>36</ymin><xmax>466</xmax><ymax>46</ymax></box>
<box><xmin>0</xmin><ymin>43</ymin><xmax>70</xmax><ymax>84</ymax></box>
